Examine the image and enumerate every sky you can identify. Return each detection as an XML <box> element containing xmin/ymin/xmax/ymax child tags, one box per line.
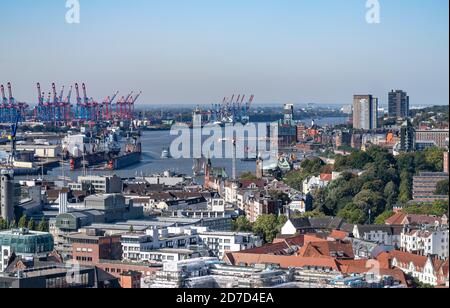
<box><xmin>0</xmin><ymin>0</ymin><xmax>448</xmax><ymax>107</ymax></box>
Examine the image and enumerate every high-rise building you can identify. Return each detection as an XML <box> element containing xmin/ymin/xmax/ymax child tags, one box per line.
<box><xmin>388</xmin><ymin>90</ymin><xmax>410</xmax><ymax>119</ymax></box>
<box><xmin>353</xmin><ymin>95</ymin><xmax>378</xmax><ymax>130</ymax></box>
<box><xmin>400</xmin><ymin>119</ymin><xmax>416</xmax><ymax>152</ymax></box>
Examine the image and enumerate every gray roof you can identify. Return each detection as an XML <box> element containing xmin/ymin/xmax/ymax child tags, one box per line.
<box><xmin>356</xmin><ymin>225</ymin><xmax>403</xmax><ymax>235</ymax></box>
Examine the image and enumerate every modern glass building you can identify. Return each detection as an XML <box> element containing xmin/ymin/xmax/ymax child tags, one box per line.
<box><xmin>1</xmin><ymin>229</ymin><xmax>54</xmax><ymax>271</ymax></box>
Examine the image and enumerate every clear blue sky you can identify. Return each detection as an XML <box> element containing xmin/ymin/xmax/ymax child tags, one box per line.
<box><xmin>0</xmin><ymin>0</ymin><xmax>448</xmax><ymax>106</ymax></box>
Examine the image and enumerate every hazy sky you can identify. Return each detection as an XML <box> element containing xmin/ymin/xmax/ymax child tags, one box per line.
<box><xmin>0</xmin><ymin>0</ymin><xmax>448</xmax><ymax>107</ymax></box>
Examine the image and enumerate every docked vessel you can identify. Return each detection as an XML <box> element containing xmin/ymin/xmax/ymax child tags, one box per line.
<box><xmin>107</xmin><ymin>134</ymin><xmax>142</xmax><ymax>170</ymax></box>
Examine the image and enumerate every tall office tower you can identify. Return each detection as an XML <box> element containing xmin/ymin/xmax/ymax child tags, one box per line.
<box><xmin>388</xmin><ymin>90</ymin><xmax>410</xmax><ymax>119</ymax></box>
<box><xmin>1</xmin><ymin>170</ymin><xmax>19</xmax><ymax>223</ymax></box>
<box><xmin>353</xmin><ymin>95</ymin><xmax>378</xmax><ymax>130</ymax></box>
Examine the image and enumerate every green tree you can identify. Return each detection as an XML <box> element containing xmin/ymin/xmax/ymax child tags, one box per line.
<box><xmin>233</xmin><ymin>216</ymin><xmax>253</xmax><ymax>232</ymax></box>
<box><xmin>384</xmin><ymin>181</ymin><xmax>399</xmax><ymax>210</ymax></box>
<box><xmin>435</xmin><ymin>179</ymin><xmax>449</xmax><ymax>195</ymax></box>
<box><xmin>399</xmin><ymin>171</ymin><xmax>413</xmax><ymax>203</ymax></box>
<box><xmin>424</xmin><ymin>147</ymin><xmax>445</xmax><ymax>172</ymax></box>
<box><xmin>292</xmin><ymin>210</ymin><xmax>326</xmax><ymax>219</ymax></box>
<box><xmin>253</xmin><ymin>215</ymin><xmax>280</xmax><ymax>243</ymax></box>
<box><xmin>37</xmin><ymin>219</ymin><xmax>48</xmax><ymax>232</ymax></box>
<box><xmin>0</xmin><ymin>219</ymin><xmax>7</xmax><ymax>230</ymax></box>
<box><xmin>18</xmin><ymin>215</ymin><xmax>27</xmax><ymax>229</ymax></box>
<box><xmin>374</xmin><ymin>211</ymin><xmax>394</xmax><ymax>225</ymax></box>
<box><xmin>27</xmin><ymin>218</ymin><xmax>36</xmax><ymax>231</ymax></box>
<box><xmin>284</xmin><ymin>171</ymin><xmax>308</xmax><ymax>191</ymax></box>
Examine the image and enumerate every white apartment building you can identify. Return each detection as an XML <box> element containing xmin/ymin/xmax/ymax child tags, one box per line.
<box><xmin>121</xmin><ymin>228</ymin><xmax>199</xmax><ymax>262</ymax></box>
<box><xmin>390</xmin><ymin>251</ymin><xmax>448</xmax><ymax>287</ymax></box>
<box><xmin>401</xmin><ymin>228</ymin><xmax>449</xmax><ymax>259</ymax></box>
<box><xmin>196</xmin><ymin>230</ymin><xmax>262</xmax><ymax>259</ymax></box>
<box><xmin>302</xmin><ymin>176</ymin><xmax>329</xmax><ymax>194</ymax></box>
<box><xmin>353</xmin><ymin>225</ymin><xmax>402</xmax><ymax>247</ymax></box>
<box><xmin>121</xmin><ymin>226</ymin><xmax>262</xmax><ymax>262</ymax></box>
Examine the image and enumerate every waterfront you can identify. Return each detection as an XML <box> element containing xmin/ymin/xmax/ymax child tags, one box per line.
<box><xmin>31</xmin><ymin>117</ymin><xmax>347</xmax><ymax>182</ymax></box>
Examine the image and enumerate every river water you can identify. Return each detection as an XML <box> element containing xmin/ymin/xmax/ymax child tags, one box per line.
<box><xmin>35</xmin><ymin>117</ymin><xmax>347</xmax><ymax>181</ymax></box>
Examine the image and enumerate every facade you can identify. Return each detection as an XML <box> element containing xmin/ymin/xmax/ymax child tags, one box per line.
<box><xmin>383</xmin><ymin>250</ymin><xmax>448</xmax><ymax>287</ymax></box>
<box><xmin>414</xmin><ymin>129</ymin><xmax>449</xmax><ymax>149</ymax></box>
<box><xmin>68</xmin><ymin>231</ymin><xmax>122</xmax><ymax>265</ymax></box>
<box><xmin>121</xmin><ymin>228</ymin><xmax>199</xmax><ymax>262</ymax></box>
<box><xmin>0</xmin><ymin>229</ymin><xmax>54</xmax><ymax>272</ymax></box>
<box><xmin>400</xmin><ymin>120</ymin><xmax>416</xmax><ymax>152</ymax></box>
<box><xmin>353</xmin><ymin>95</ymin><xmax>378</xmax><ymax>130</ymax></box>
<box><xmin>353</xmin><ymin>225</ymin><xmax>402</xmax><ymax>247</ymax></box>
<box><xmin>197</xmin><ymin>231</ymin><xmax>262</xmax><ymax>259</ymax></box>
<box><xmin>388</xmin><ymin>90</ymin><xmax>409</xmax><ymax>119</ymax></box>
<box><xmin>75</xmin><ymin>175</ymin><xmax>123</xmax><ymax>194</ymax></box>
<box><xmin>401</xmin><ymin>227</ymin><xmax>449</xmax><ymax>259</ymax></box>
<box><xmin>245</xmin><ymin>196</ymin><xmax>281</xmax><ymax>223</ymax></box>
<box><xmin>412</xmin><ymin>172</ymin><xmax>449</xmax><ymax>202</ymax></box>
<box><xmin>302</xmin><ymin>175</ymin><xmax>330</xmax><ymax>195</ymax></box>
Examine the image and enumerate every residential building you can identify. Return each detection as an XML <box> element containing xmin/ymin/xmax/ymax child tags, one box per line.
<box><xmin>388</xmin><ymin>90</ymin><xmax>409</xmax><ymax>119</ymax></box>
<box><xmin>302</xmin><ymin>175</ymin><xmax>330</xmax><ymax>194</ymax></box>
<box><xmin>412</xmin><ymin>172</ymin><xmax>449</xmax><ymax>202</ymax></box>
<box><xmin>378</xmin><ymin>250</ymin><xmax>448</xmax><ymax>287</ymax></box>
<box><xmin>353</xmin><ymin>225</ymin><xmax>403</xmax><ymax>247</ymax></box>
<box><xmin>197</xmin><ymin>230</ymin><xmax>262</xmax><ymax>259</ymax></box>
<box><xmin>400</xmin><ymin>119</ymin><xmax>416</xmax><ymax>152</ymax></box>
<box><xmin>385</xmin><ymin>212</ymin><xmax>448</xmax><ymax>227</ymax></box>
<box><xmin>73</xmin><ymin>175</ymin><xmax>123</xmax><ymax>194</ymax></box>
<box><xmin>414</xmin><ymin>129</ymin><xmax>449</xmax><ymax>149</ymax></box>
<box><xmin>401</xmin><ymin>227</ymin><xmax>449</xmax><ymax>259</ymax></box>
<box><xmin>245</xmin><ymin>196</ymin><xmax>281</xmax><ymax>223</ymax></box>
<box><xmin>353</xmin><ymin>95</ymin><xmax>378</xmax><ymax>130</ymax></box>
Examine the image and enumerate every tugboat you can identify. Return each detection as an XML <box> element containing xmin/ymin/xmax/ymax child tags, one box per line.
<box><xmin>161</xmin><ymin>148</ymin><xmax>171</xmax><ymax>159</ymax></box>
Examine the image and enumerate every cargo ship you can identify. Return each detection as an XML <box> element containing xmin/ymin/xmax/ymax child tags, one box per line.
<box><xmin>70</xmin><ymin>151</ymin><xmax>107</xmax><ymax>170</ymax></box>
<box><xmin>107</xmin><ymin>135</ymin><xmax>142</xmax><ymax>170</ymax></box>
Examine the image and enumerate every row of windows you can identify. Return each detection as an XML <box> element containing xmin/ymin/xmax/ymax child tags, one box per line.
<box><xmin>76</xmin><ymin>256</ymin><xmax>93</xmax><ymax>262</ymax></box>
<box><xmin>46</xmin><ymin>273</ymin><xmax>90</xmax><ymax>288</ymax></box>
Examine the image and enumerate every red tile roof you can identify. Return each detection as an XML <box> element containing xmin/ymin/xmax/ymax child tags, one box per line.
<box><xmin>329</xmin><ymin>230</ymin><xmax>349</xmax><ymax>240</ymax></box>
<box><xmin>298</xmin><ymin>241</ymin><xmax>354</xmax><ymax>259</ymax></box>
<box><xmin>385</xmin><ymin>212</ymin><xmax>443</xmax><ymax>226</ymax></box>
<box><xmin>320</xmin><ymin>174</ymin><xmax>333</xmax><ymax>182</ymax></box>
